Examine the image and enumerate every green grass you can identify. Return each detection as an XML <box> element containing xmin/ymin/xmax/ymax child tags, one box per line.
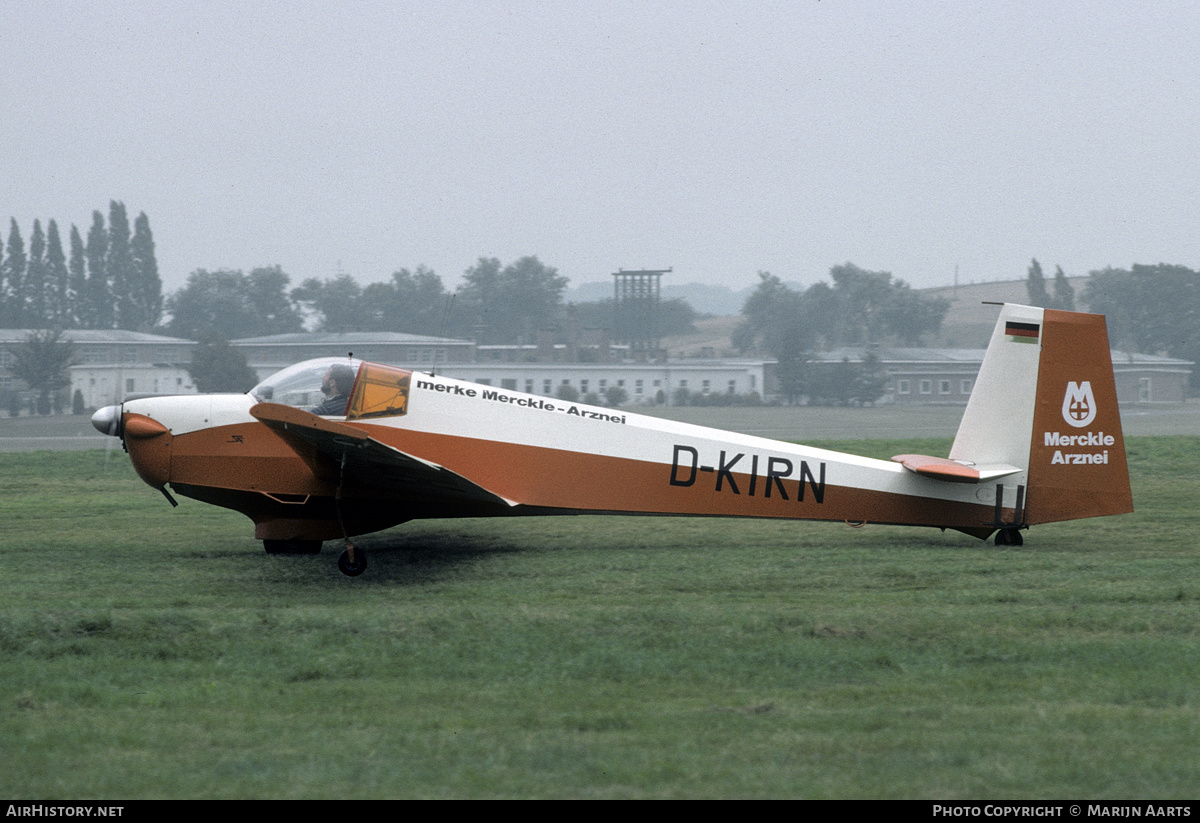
<box><xmin>1</xmin><ymin>439</ymin><xmax>1198</xmax><ymax>798</ymax></box>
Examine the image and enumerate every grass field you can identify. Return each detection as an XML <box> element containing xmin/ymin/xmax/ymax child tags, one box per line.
<box><xmin>1</xmin><ymin>437</ymin><xmax>1198</xmax><ymax>798</ymax></box>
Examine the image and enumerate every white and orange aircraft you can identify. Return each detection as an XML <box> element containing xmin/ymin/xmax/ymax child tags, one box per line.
<box><xmin>92</xmin><ymin>303</ymin><xmax>1132</xmax><ymax>576</ymax></box>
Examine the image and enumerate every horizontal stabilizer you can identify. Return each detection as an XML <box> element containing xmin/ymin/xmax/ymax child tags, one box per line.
<box><xmin>891</xmin><ymin>453</ymin><xmax>1022</xmax><ymax>484</ymax></box>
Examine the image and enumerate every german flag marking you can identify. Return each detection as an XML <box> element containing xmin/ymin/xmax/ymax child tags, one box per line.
<box><xmin>1005</xmin><ymin>321</ymin><xmax>1040</xmax><ymax>343</ymax></box>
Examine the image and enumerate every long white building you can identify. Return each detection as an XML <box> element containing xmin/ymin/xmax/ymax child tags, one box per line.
<box><xmin>0</xmin><ymin>327</ymin><xmax>1189</xmax><ymax>414</ymax></box>
<box><xmin>1</xmin><ymin>329</ymin><xmax>196</xmax><ymax>410</ymax></box>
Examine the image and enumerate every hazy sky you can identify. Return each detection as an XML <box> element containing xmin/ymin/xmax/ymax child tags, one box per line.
<box><xmin>6</xmin><ymin>1</ymin><xmax>1199</xmax><ymax>296</ymax></box>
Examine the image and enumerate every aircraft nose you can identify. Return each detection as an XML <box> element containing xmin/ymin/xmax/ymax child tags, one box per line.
<box><xmin>91</xmin><ymin>405</ymin><xmax>122</xmax><ymax>437</ymax></box>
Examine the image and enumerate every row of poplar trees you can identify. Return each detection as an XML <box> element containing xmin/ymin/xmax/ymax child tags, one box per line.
<box><xmin>0</xmin><ymin>201</ymin><xmax>162</xmax><ymax>331</ymax></box>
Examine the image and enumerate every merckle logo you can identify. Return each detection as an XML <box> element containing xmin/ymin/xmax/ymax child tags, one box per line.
<box><xmin>1062</xmin><ymin>381</ymin><xmax>1097</xmax><ymax>428</ymax></box>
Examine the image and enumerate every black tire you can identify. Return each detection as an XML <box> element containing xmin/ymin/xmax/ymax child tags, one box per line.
<box><xmin>994</xmin><ymin>528</ymin><xmax>1023</xmax><ymax>547</ymax></box>
<box><xmin>338</xmin><ymin>547</ymin><xmax>368</xmax><ymax>577</ymax></box>
<box><xmin>264</xmin><ymin>539</ymin><xmax>323</xmax><ymax>555</ymax></box>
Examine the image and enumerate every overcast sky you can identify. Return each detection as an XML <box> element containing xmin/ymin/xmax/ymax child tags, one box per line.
<box><xmin>5</xmin><ymin>1</ymin><xmax>1199</xmax><ymax>297</ymax></box>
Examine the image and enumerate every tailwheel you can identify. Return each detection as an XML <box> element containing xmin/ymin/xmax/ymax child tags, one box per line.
<box><xmin>338</xmin><ymin>543</ymin><xmax>367</xmax><ymax>577</ymax></box>
<box><xmin>264</xmin><ymin>539</ymin><xmax>323</xmax><ymax>555</ymax></box>
<box><xmin>994</xmin><ymin>528</ymin><xmax>1024</xmax><ymax>547</ymax></box>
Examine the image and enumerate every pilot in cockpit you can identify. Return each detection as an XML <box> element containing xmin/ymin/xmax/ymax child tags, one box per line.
<box><xmin>312</xmin><ymin>364</ymin><xmax>356</xmax><ymax>416</ymax></box>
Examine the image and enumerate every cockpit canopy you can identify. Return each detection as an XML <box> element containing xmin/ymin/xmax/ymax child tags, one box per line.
<box><xmin>250</xmin><ymin>358</ymin><xmax>362</xmax><ymax>408</ymax></box>
<box><xmin>250</xmin><ymin>357</ymin><xmax>413</xmax><ymax>420</ymax></box>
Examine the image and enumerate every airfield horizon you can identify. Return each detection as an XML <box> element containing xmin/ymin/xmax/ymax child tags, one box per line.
<box><xmin>1</xmin><ymin>399</ymin><xmax>1198</xmax><ymax>452</ymax></box>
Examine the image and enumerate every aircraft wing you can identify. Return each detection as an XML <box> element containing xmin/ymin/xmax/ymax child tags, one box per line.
<box><xmin>891</xmin><ymin>453</ymin><xmax>1022</xmax><ymax>484</ymax></box>
<box><xmin>250</xmin><ymin>402</ymin><xmax>518</xmax><ymax>508</ymax></box>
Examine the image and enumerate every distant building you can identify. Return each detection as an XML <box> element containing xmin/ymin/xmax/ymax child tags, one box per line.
<box><xmin>1108</xmin><ymin>350</ymin><xmax>1193</xmax><ymax>403</ymax></box>
<box><xmin>232</xmin><ymin>331</ymin><xmax>764</xmax><ymax>405</ymax></box>
<box><xmin>231</xmin><ymin>332</ymin><xmax>476</xmax><ymax>381</ymax></box>
<box><xmin>780</xmin><ymin>346</ymin><xmax>1192</xmax><ymax>405</ymax></box>
<box><xmin>0</xmin><ymin>329</ymin><xmax>196</xmax><ymax>410</ymax></box>
<box><xmin>477</xmin><ymin>327</ymin><xmax>623</xmax><ymax>364</ymax></box>
<box><xmin>435</xmin><ymin>358</ymin><xmax>767</xmax><ymax>404</ymax></box>
<box><xmin>5</xmin><ymin>324</ymin><xmax>1180</xmax><ymax>414</ymax></box>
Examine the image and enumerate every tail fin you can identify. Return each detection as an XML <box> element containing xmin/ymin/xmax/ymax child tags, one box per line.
<box><xmin>950</xmin><ymin>303</ymin><xmax>1133</xmax><ymax>526</ymax></box>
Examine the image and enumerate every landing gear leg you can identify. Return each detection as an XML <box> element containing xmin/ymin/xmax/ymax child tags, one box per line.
<box><xmin>989</xmin><ymin>484</ymin><xmax>1026</xmax><ymax>547</ymax></box>
<box><xmin>337</xmin><ymin>542</ymin><xmax>367</xmax><ymax>576</ymax></box>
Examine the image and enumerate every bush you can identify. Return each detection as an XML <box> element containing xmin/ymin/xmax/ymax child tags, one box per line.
<box><xmin>669</xmin><ymin>389</ymin><xmax>765</xmax><ymax>407</ymax></box>
<box><xmin>603</xmin><ymin>386</ymin><xmax>629</xmax><ymax>407</ymax></box>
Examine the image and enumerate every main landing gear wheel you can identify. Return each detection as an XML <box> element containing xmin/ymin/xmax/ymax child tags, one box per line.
<box><xmin>263</xmin><ymin>539</ymin><xmax>323</xmax><ymax>555</ymax></box>
<box><xmin>994</xmin><ymin>528</ymin><xmax>1024</xmax><ymax>547</ymax></box>
<box><xmin>338</xmin><ymin>546</ymin><xmax>368</xmax><ymax>577</ymax></box>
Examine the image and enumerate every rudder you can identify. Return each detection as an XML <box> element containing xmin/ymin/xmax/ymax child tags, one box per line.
<box><xmin>949</xmin><ymin>303</ymin><xmax>1132</xmax><ymax>530</ymax></box>
<box><xmin>1025</xmin><ymin>308</ymin><xmax>1133</xmax><ymax>524</ymax></box>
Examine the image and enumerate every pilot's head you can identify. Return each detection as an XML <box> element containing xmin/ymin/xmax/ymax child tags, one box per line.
<box><xmin>322</xmin><ymin>364</ymin><xmax>356</xmax><ymax>397</ymax></box>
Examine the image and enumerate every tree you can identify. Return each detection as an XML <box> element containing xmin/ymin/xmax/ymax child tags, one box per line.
<box><xmin>804</xmin><ymin>354</ymin><xmax>887</xmax><ymax>406</ymax></box>
<box><xmin>1027</xmin><ymin>259</ymin><xmax>1076</xmax><ymax>311</ymax></box>
<box><xmin>2</xmin><ymin>219</ymin><xmax>27</xmax><ymax>327</ymax></box>
<box><xmin>808</xmin><ymin>357</ymin><xmax>858</xmax><ymax>405</ymax></box>
<box><xmin>734</xmin><ymin>265</ymin><xmax>946</xmax><ymax>402</ymax></box>
<box><xmin>1025</xmin><ymin>258</ymin><xmax>1051</xmax><ymax>308</ymax></box>
<box><xmin>4</xmin><ymin>329</ymin><xmax>77</xmax><ymax>415</ymax></box>
<box><xmin>84</xmin><ymin>210</ymin><xmax>111</xmax><ymax>328</ymax></box>
<box><xmin>25</xmin><ymin>220</ymin><xmax>47</xmax><ymax>326</ymax></box>
<box><xmin>603</xmin><ymin>385</ymin><xmax>628</xmax><ymax>407</ymax></box>
<box><xmin>1052</xmin><ymin>265</ymin><xmax>1075</xmax><ymax>311</ymax></box>
<box><xmin>187</xmin><ymin>337</ymin><xmax>259</xmax><ymax>393</ymax></box>
<box><xmin>166</xmin><ymin>268</ymin><xmax>303</xmax><ymax>341</ymax></box>
<box><xmin>68</xmin><ymin>224</ymin><xmax>87</xmax><ymax>328</ymax></box>
<box><xmin>456</xmin><ymin>256</ymin><xmax>568</xmax><ymax>344</ymax></box>
<box><xmin>733</xmin><ymin>272</ymin><xmax>808</xmax><ymax>353</ymax></box>
<box><xmin>860</xmin><ymin>279</ymin><xmax>943</xmax><ymax>345</ymax></box>
<box><xmin>246</xmin><ymin>266</ymin><xmax>305</xmax><ymax>335</ymax></box>
<box><xmin>361</xmin><ymin>266</ymin><xmax>450</xmax><ymax>334</ymax></box>
<box><xmin>573</xmin><ymin>296</ymin><xmax>696</xmax><ymax>343</ymax></box>
<box><xmin>290</xmin><ymin>274</ymin><xmax>364</xmax><ymax>332</ymax></box>
<box><xmin>106</xmin><ymin>202</ymin><xmax>135</xmax><ymax>328</ymax></box>
<box><xmin>290</xmin><ymin>267</ymin><xmax>451</xmax><ymax>335</ymax></box>
<box><xmin>824</xmin><ymin>263</ymin><xmax>895</xmax><ymax>345</ymax></box>
<box><xmin>739</xmin><ymin>264</ymin><xmax>946</xmax><ymax>354</ymax></box>
<box><xmin>127</xmin><ymin>212</ymin><xmax>162</xmax><ymax>330</ymax></box>
<box><xmin>1084</xmin><ymin>263</ymin><xmax>1200</xmax><ymax>394</ymax></box>
<box><xmin>454</xmin><ymin>256</ymin><xmax>502</xmax><ymax>339</ymax></box>
<box><xmin>823</xmin><ymin>263</ymin><xmax>948</xmax><ymax>346</ymax></box>
<box><xmin>854</xmin><ymin>352</ymin><xmax>888</xmax><ymax>404</ymax></box>
<box><xmin>771</xmin><ymin>314</ymin><xmax>813</xmax><ymax>403</ymax></box>
<box><xmin>45</xmin><ymin>221</ymin><xmax>69</xmax><ymax>327</ymax></box>
<box><xmin>733</xmin><ymin>272</ymin><xmax>816</xmax><ymax>403</ymax></box>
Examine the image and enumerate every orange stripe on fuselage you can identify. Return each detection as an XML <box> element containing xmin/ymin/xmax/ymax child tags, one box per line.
<box><xmin>137</xmin><ymin>402</ymin><xmax>1009</xmax><ymax>532</ymax></box>
<box><xmin>355</xmin><ymin>424</ymin><xmax>1004</xmax><ymax>529</ymax></box>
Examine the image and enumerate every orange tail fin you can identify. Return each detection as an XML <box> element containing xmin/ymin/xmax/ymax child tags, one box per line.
<box><xmin>1025</xmin><ymin>308</ymin><xmax>1133</xmax><ymax>524</ymax></box>
<box><xmin>948</xmin><ymin>304</ymin><xmax>1132</xmax><ymax>529</ymax></box>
